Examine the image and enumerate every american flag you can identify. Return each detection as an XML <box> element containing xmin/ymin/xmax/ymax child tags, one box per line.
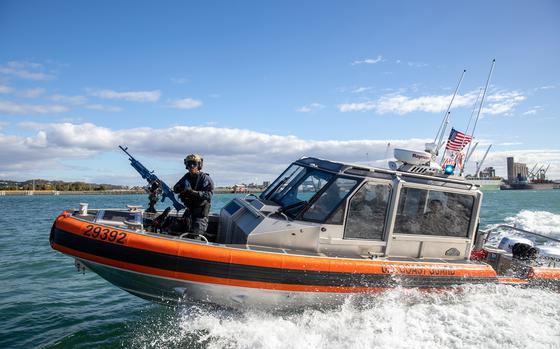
<box><xmin>442</xmin><ymin>151</ymin><xmax>465</xmax><ymax>169</ymax></box>
<box><xmin>445</xmin><ymin>128</ymin><xmax>472</xmax><ymax>151</ymax></box>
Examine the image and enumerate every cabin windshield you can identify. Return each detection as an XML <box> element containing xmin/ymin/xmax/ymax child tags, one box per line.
<box><xmin>261</xmin><ymin>164</ymin><xmax>340</xmax><ymax>218</ymax></box>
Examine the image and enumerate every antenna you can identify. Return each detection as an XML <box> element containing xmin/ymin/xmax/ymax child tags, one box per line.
<box><xmin>434</xmin><ymin>70</ymin><xmax>467</xmax><ymax>154</ymax></box>
<box><xmin>461</xmin><ymin>59</ymin><xmax>496</xmax><ymax>173</ymax></box>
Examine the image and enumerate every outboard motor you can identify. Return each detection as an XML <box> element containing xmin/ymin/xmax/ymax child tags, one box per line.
<box><xmin>498</xmin><ymin>236</ymin><xmax>533</xmax><ymax>253</ymax></box>
<box><xmin>511</xmin><ymin>243</ymin><xmax>539</xmax><ymax>261</ymax></box>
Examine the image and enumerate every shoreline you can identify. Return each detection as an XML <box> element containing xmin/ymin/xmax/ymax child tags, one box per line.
<box><xmin>0</xmin><ymin>188</ymin><xmax>263</xmax><ymax>196</ymax></box>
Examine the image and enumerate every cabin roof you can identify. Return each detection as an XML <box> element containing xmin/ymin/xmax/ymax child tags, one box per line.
<box><xmin>295</xmin><ymin>157</ymin><xmax>477</xmax><ymax>191</ymax></box>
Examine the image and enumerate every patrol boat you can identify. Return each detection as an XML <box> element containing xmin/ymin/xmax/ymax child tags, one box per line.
<box><xmin>50</xmin><ymin>148</ymin><xmax>560</xmax><ymax>309</ymax></box>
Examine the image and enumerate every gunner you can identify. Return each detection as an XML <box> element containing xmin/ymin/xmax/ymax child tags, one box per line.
<box><xmin>173</xmin><ymin>154</ymin><xmax>214</xmax><ymax>235</ymax></box>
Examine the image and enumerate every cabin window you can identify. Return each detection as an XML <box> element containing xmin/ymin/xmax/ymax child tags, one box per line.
<box><xmin>276</xmin><ymin>169</ymin><xmax>334</xmax><ymax>217</ymax></box>
<box><xmin>393</xmin><ymin>187</ymin><xmax>474</xmax><ymax>238</ymax></box>
<box><xmin>302</xmin><ymin>177</ymin><xmax>358</xmax><ymax>223</ymax></box>
<box><xmin>344</xmin><ymin>182</ymin><xmax>391</xmax><ymax>240</ymax></box>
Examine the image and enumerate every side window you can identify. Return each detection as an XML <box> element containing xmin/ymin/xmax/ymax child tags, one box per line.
<box><xmin>393</xmin><ymin>187</ymin><xmax>474</xmax><ymax>237</ymax></box>
<box><xmin>344</xmin><ymin>182</ymin><xmax>391</xmax><ymax>240</ymax></box>
<box><xmin>303</xmin><ymin>178</ymin><xmax>358</xmax><ymax>222</ymax></box>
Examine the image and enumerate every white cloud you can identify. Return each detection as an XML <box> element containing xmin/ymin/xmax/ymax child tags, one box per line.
<box><xmin>351</xmin><ymin>87</ymin><xmax>372</xmax><ymax>94</ymax></box>
<box><xmin>482</xmin><ymin>91</ymin><xmax>526</xmax><ymax>115</ymax></box>
<box><xmin>497</xmin><ymin>142</ymin><xmax>523</xmax><ymax>146</ymax></box>
<box><xmin>0</xmin><ymin>100</ymin><xmax>68</xmax><ymax>114</ymax></box>
<box><xmin>0</xmin><ymin>61</ymin><xmax>55</xmax><ymax>80</ymax></box>
<box><xmin>0</xmin><ymin>84</ymin><xmax>13</xmax><ymax>94</ymax></box>
<box><xmin>49</xmin><ymin>94</ymin><xmax>87</xmax><ymax>105</ymax></box>
<box><xmin>407</xmin><ymin>61</ymin><xmax>428</xmax><ymax>68</ymax></box>
<box><xmin>522</xmin><ymin>106</ymin><xmax>542</xmax><ymax>116</ymax></box>
<box><xmin>338</xmin><ymin>90</ymin><xmax>525</xmax><ymax>116</ymax></box>
<box><xmin>89</xmin><ymin>89</ymin><xmax>161</xmax><ymax>102</ymax></box>
<box><xmin>338</xmin><ymin>101</ymin><xmax>376</xmax><ymax>112</ymax></box>
<box><xmin>296</xmin><ymin>103</ymin><xmax>325</xmax><ymax>113</ymax></box>
<box><xmin>0</xmin><ymin>122</ymin><xmax>428</xmax><ymax>184</ymax></box>
<box><xmin>84</xmin><ymin>104</ymin><xmax>123</xmax><ymax>112</ymax></box>
<box><xmin>2</xmin><ymin>122</ymin><xmax>560</xmax><ymax>183</ymax></box>
<box><xmin>352</xmin><ymin>55</ymin><xmax>383</xmax><ymax>65</ymax></box>
<box><xmin>18</xmin><ymin>88</ymin><xmax>46</xmax><ymax>98</ymax></box>
<box><xmin>169</xmin><ymin>97</ymin><xmax>203</xmax><ymax>109</ymax></box>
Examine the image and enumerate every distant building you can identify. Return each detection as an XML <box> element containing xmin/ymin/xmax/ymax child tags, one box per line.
<box><xmin>479</xmin><ymin>167</ymin><xmax>496</xmax><ymax>178</ymax></box>
<box><xmin>507</xmin><ymin>157</ymin><xmax>529</xmax><ymax>183</ymax></box>
<box><xmin>262</xmin><ymin>181</ymin><xmax>270</xmax><ymax>188</ymax></box>
<box><xmin>232</xmin><ymin>184</ymin><xmax>247</xmax><ymax>193</ymax></box>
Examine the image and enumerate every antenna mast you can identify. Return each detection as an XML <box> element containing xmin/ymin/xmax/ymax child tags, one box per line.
<box><xmin>461</xmin><ymin>59</ymin><xmax>496</xmax><ymax>174</ymax></box>
<box><xmin>434</xmin><ymin>70</ymin><xmax>467</xmax><ymax>155</ymax></box>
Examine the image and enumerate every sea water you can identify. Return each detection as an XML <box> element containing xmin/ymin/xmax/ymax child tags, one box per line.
<box><xmin>0</xmin><ymin>190</ymin><xmax>559</xmax><ymax>348</ymax></box>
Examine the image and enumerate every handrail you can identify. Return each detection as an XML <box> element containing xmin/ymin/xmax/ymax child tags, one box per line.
<box><xmin>481</xmin><ymin>224</ymin><xmax>560</xmax><ymax>243</ymax></box>
<box><xmin>179</xmin><ymin>233</ymin><xmax>209</xmax><ymax>243</ymax></box>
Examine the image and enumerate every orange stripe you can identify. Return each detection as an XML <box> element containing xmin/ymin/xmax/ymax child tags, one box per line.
<box><xmin>55</xmin><ymin>213</ymin><xmax>497</xmax><ymax>278</ymax></box>
<box><xmin>527</xmin><ymin>267</ymin><xmax>560</xmax><ymax>279</ymax></box>
<box><xmin>53</xmin><ymin>243</ymin><xmax>387</xmax><ymax>293</ymax></box>
<box><xmin>497</xmin><ymin>277</ymin><xmax>529</xmax><ymax>284</ymax></box>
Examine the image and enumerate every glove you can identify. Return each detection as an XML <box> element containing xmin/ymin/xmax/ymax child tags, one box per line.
<box><xmin>181</xmin><ymin>188</ymin><xmax>199</xmax><ymax>199</ymax></box>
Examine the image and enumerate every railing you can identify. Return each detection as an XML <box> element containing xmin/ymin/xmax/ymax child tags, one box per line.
<box><xmin>480</xmin><ymin>224</ymin><xmax>560</xmax><ymax>245</ymax></box>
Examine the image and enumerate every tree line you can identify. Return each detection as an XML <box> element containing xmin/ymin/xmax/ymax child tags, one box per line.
<box><xmin>0</xmin><ymin>180</ymin><xmax>128</xmax><ymax>191</ymax></box>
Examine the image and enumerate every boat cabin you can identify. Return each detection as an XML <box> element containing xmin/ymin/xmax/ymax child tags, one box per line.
<box><xmin>217</xmin><ymin>157</ymin><xmax>482</xmax><ymax>260</ymax></box>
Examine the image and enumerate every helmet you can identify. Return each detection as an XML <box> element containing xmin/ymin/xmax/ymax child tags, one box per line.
<box><xmin>184</xmin><ymin>154</ymin><xmax>203</xmax><ymax>170</ymax></box>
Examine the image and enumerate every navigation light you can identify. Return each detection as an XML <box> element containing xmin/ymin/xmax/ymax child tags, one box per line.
<box><xmin>444</xmin><ymin>165</ymin><xmax>455</xmax><ymax>175</ymax></box>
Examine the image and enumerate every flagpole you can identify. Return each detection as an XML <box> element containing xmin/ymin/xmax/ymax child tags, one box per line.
<box><xmin>459</xmin><ymin>88</ymin><xmax>483</xmax><ymax>151</ymax></box>
<box><xmin>435</xmin><ymin>70</ymin><xmax>466</xmax><ymax>154</ymax></box>
<box><xmin>461</xmin><ymin>59</ymin><xmax>495</xmax><ymax>174</ymax></box>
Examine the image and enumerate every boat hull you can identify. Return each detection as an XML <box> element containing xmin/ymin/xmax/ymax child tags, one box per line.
<box><xmin>49</xmin><ymin>212</ymin><xmax>558</xmax><ymax>308</ymax></box>
<box><xmin>500</xmin><ymin>183</ymin><xmax>558</xmax><ymax>190</ymax></box>
<box><xmin>78</xmin><ymin>259</ymin><xmax>353</xmax><ymax>309</ymax></box>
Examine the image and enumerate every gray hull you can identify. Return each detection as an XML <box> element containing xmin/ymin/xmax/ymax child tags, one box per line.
<box><xmin>81</xmin><ymin>259</ymin><xmax>350</xmax><ymax>310</ymax></box>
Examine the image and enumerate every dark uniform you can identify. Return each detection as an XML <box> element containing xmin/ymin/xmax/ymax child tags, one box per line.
<box><xmin>173</xmin><ymin>171</ymin><xmax>214</xmax><ymax>234</ymax></box>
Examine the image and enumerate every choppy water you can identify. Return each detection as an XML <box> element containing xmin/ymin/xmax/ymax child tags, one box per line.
<box><xmin>1</xmin><ymin>190</ymin><xmax>559</xmax><ymax>348</ymax></box>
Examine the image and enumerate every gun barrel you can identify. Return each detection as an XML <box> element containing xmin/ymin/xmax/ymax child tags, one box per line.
<box><xmin>119</xmin><ymin>145</ymin><xmax>134</xmax><ymax>159</ymax></box>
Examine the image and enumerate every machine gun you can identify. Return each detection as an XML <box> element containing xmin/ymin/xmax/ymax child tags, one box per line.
<box><xmin>119</xmin><ymin>145</ymin><xmax>185</xmax><ymax>212</ymax></box>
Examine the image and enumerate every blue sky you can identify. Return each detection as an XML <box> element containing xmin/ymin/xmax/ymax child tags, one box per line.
<box><xmin>0</xmin><ymin>0</ymin><xmax>559</xmax><ymax>186</ymax></box>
